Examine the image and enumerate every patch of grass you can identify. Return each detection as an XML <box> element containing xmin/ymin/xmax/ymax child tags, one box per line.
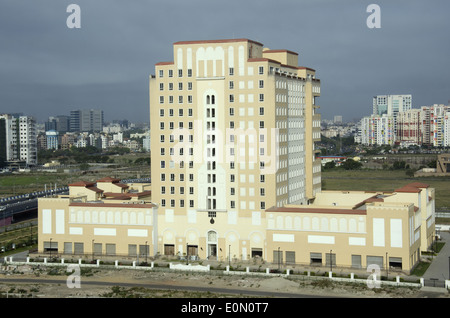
<box><xmin>410</xmin><ymin>261</ymin><xmax>431</xmax><ymax>277</ymax></box>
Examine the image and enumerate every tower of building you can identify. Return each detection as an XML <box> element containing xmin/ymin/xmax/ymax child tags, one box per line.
<box><xmin>149</xmin><ymin>38</ymin><xmax>321</xmax><ymax>260</ymax></box>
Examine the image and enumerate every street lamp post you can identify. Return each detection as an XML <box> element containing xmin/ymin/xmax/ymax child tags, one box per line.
<box><xmin>386</xmin><ymin>252</ymin><xmax>389</xmax><ymax>281</ymax></box>
<box><xmin>49</xmin><ymin>238</ymin><xmax>52</xmax><ymax>260</ymax></box>
<box><xmin>330</xmin><ymin>250</ymin><xmax>333</xmax><ymax>273</ymax></box>
<box><xmin>186</xmin><ymin>242</ymin><xmax>189</xmax><ymax>265</ymax></box>
<box><xmin>145</xmin><ymin>241</ymin><xmax>148</xmax><ymax>264</ymax></box>
<box><xmin>277</xmin><ymin>247</ymin><xmax>280</xmax><ymax>272</ymax></box>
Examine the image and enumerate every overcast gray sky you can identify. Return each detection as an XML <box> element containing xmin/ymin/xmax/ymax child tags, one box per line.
<box><xmin>1</xmin><ymin>0</ymin><xmax>449</xmax><ymax>123</ymax></box>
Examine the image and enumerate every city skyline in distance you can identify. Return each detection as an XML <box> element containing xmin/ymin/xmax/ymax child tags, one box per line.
<box><xmin>1</xmin><ymin>0</ymin><xmax>449</xmax><ymax>123</ymax></box>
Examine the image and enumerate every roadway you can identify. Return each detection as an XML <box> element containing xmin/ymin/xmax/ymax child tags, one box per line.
<box><xmin>0</xmin><ymin>187</ymin><xmax>69</xmax><ymax>220</ymax></box>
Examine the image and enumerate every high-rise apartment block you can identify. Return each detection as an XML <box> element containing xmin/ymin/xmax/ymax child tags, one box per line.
<box><xmin>360</xmin><ymin>114</ymin><xmax>395</xmax><ymax>146</ymax></box>
<box><xmin>0</xmin><ymin>114</ymin><xmax>37</xmax><ymax>166</ymax></box>
<box><xmin>149</xmin><ymin>38</ymin><xmax>321</xmax><ymax>259</ymax></box>
<box><xmin>395</xmin><ymin>104</ymin><xmax>450</xmax><ymax>147</ymax></box>
<box><xmin>373</xmin><ymin>95</ymin><xmax>412</xmax><ymax>117</ymax></box>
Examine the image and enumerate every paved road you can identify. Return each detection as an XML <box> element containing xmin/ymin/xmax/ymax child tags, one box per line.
<box><xmin>423</xmin><ymin>231</ymin><xmax>450</xmax><ymax>281</ymax></box>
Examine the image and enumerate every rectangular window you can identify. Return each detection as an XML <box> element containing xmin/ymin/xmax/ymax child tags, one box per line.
<box><xmin>229</xmin><ymin>67</ymin><xmax>234</xmax><ymax>75</ymax></box>
<box><xmin>178</xmin><ymin>69</ymin><xmax>183</xmax><ymax>77</ymax></box>
<box><xmin>187</xmin><ymin>69</ymin><xmax>192</xmax><ymax>77</ymax></box>
<box><xmin>159</xmin><ymin>70</ymin><xmax>164</xmax><ymax>78</ymax></box>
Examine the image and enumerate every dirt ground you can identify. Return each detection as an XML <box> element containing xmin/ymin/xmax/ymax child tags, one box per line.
<box><xmin>0</xmin><ymin>264</ymin><xmax>445</xmax><ymax>298</ymax></box>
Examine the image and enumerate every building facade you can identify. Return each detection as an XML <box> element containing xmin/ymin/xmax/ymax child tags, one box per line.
<box><xmin>360</xmin><ymin>114</ymin><xmax>395</xmax><ymax>146</ymax></box>
<box><xmin>70</xmin><ymin>109</ymin><xmax>104</xmax><ymax>133</ymax></box>
<box><xmin>38</xmin><ymin>178</ymin><xmax>155</xmax><ymax>258</ymax></box>
<box><xmin>266</xmin><ymin>182</ymin><xmax>435</xmax><ymax>272</ymax></box>
<box><xmin>37</xmin><ymin>178</ymin><xmax>435</xmax><ymax>273</ymax></box>
<box><xmin>149</xmin><ymin>38</ymin><xmax>321</xmax><ymax>260</ymax></box>
<box><xmin>0</xmin><ymin>114</ymin><xmax>37</xmax><ymax>166</ymax></box>
<box><xmin>393</xmin><ymin>104</ymin><xmax>450</xmax><ymax>147</ymax></box>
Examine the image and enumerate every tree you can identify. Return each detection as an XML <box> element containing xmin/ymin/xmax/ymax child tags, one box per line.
<box><xmin>323</xmin><ymin>161</ymin><xmax>336</xmax><ymax>170</ymax></box>
<box><xmin>392</xmin><ymin>161</ymin><xmax>406</xmax><ymax>170</ymax></box>
<box><xmin>341</xmin><ymin>159</ymin><xmax>362</xmax><ymax>170</ymax></box>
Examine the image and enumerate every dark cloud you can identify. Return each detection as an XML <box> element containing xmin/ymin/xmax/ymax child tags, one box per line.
<box><xmin>0</xmin><ymin>0</ymin><xmax>449</xmax><ymax>123</ymax></box>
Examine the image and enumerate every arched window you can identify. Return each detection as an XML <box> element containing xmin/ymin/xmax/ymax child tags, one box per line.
<box><xmin>211</xmin><ymin>95</ymin><xmax>215</xmax><ymax>105</ymax></box>
<box><xmin>206</xmin><ymin>95</ymin><xmax>210</xmax><ymax>105</ymax></box>
<box><xmin>207</xmin><ymin>230</ymin><xmax>217</xmax><ymax>243</ymax></box>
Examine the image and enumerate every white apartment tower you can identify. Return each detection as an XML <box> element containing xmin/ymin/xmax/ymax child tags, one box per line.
<box><xmin>0</xmin><ymin>114</ymin><xmax>37</xmax><ymax>166</ymax></box>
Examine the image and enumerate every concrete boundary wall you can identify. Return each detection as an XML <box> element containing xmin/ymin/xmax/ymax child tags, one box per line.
<box><xmin>3</xmin><ymin>257</ymin><xmax>435</xmax><ymax>290</ymax></box>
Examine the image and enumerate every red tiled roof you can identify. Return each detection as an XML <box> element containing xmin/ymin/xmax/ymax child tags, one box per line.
<box><xmin>86</xmin><ymin>186</ymin><xmax>103</xmax><ymax>193</ymax></box>
<box><xmin>155</xmin><ymin>61</ymin><xmax>174</xmax><ymax>66</ymax></box>
<box><xmin>407</xmin><ymin>182</ymin><xmax>430</xmax><ymax>188</ymax></box>
<box><xmin>97</xmin><ymin>177</ymin><xmax>121</xmax><ymax>183</ymax></box>
<box><xmin>69</xmin><ymin>181</ymin><xmax>96</xmax><ymax>187</ymax></box>
<box><xmin>395</xmin><ymin>182</ymin><xmax>429</xmax><ymax>193</ymax></box>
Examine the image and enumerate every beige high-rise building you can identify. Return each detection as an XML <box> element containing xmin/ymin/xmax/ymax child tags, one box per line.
<box><xmin>149</xmin><ymin>38</ymin><xmax>321</xmax><ymax>260</ymax></box>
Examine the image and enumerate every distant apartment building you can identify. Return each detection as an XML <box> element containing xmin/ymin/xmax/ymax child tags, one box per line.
<box><xmin>395</xmin><ymin>104</ymin><xmax>450</xmax><ymax>147</ymax></box>
<box><xmin>0</xmin><ymin>114</ymin><xmax>37</xmax><ymax>166</ymax></box>
<box><xmin>45</xmin><ymin>130</ymin><xmax>59</xmax><ymax>150</ymax></box>
<box><xmin>70</xmin><ymin>109</ymin><xmax>104</xmax><ymax>132</ymax></box>
<box><xmin>60</xmin><ymin>133</ymin><xmax>76</xmax><ymax>150</ymax></box>
<box><xmin>395</xmin><ymin>109</ymin><xmax>423</xmax><ymax>146</ymax></box>
<box><xmin>373</xmin><ymin>95</ymin><xmax>412</xmax><ymax>117</ymax></box>
<box><xmin>45</xmin><ymin>115</ymin><xmax>70</xmax><ymax>133</ymax></box>
<box><xmin>360</xmin><ymin>114</ymin><xmax>395</xmax><ymax>146</ymax></box>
